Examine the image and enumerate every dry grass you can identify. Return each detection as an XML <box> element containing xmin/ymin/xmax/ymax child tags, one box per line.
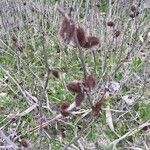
<box><xmin>0</xmin><ymin>0</ymin><xmax>150</xmax><ymax>149</ymax></box>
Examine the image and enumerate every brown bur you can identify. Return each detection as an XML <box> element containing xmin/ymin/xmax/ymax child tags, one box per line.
<box><xmin>74</xmin><ymin>74</ymin><xmax>96</xmax><ymax>107</ymax></box>
<box><xmin>75</xmin><ymin>26</ymin><xmax>87</xmax><ymax>47</ymax></box>
<box><xmin>58</xmin><ymin>8</ymin><xmax>99</xmax><ymax>48</ymax></box>
<box><xmin>51</xmin><ymin>68</ymin><xmax>62</xmax><ymax>79</ymax></box>
<box><xmin>92</xmin><ymin>101</ymin><xmax>103</xmax><ymax>117</ymax></box>
<box><xmin>59</xmin><ymin>17</ymin><xmax>75</xmax><ymax>43</ymax></box>
<box><xmin>67</xmin><ymin>80</ymin><xmax>83</xmax><ymax>93</ymax></box>
<box><xmin>83</xmin><ymin>36</ymin><xmax>100</xmax><ymax>48</ymax></box>
<box><xmin>83</xmin><ymin>74</ymin><xmax>96</xmax><ymax>91</ymax></box>
<box><xmin>107</xmin><ymin>21</ymin><xmax>115</xmax><ymax>27</ymax></box>
<box><xmin>59</xmin><ymin>102</ymin><xmax>70</xmax><ymax>117</ymax></box>
<box><xmin>75</xmin><ymin>26</ymin><xmax>100</xmax><ymax>48</ymax></box>
<box><xmin>75</xmin><ymin>92</ymin><xmax>85</xmax><ymax>107</ymax></box>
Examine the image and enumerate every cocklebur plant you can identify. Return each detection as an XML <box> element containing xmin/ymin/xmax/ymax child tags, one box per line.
<box><xmin>0</xmin><ymin>1</ymin><xmax>149</xmax><ymax>149</ymax></box>
<box><xmin>55</xmin><ymin>8</ymin><xmax>106</xmax><ymax>126</ymax></box>
<box><xmin>58</xmin><ymin>7</ymin><xmax>100</xmax><ymax>49</ymax></box>
<box><xmin>66</xmin><ymin>74</ymin><xmax>97</xmax><ymax>109</ymax></box>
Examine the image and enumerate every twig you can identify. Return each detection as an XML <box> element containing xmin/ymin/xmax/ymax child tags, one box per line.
<box><xmin>29</xmin><ymin>102</ymin><xmax>76</xmax><ymax>132</ymax></box>
<box><xmin>63</xmin><ymin>119</ymin><xmax>94</xmax><ymax>150</ymax></box>
<box><xmin>74</xmin><ymin>27</ymin><xmax>87</xmax><ymax>79</ymax></box>
<box><xmin>0</xmin><ymin>66</ymin><xmax>27</xmax><ymax>98</ymax></box>
<box><xmin>39</xmin><ymin>29</ymin><xmax>50</xmax><ymax>149</ymax></box>
<box><xmin>111</xmin><ymin>121</ymin><xmax>150</xmax><ymax>146</ymax></box>
<box><xmin>57</xmin><ymin>5</ymin><xmax>87</xmax><ymax>79</ymax></box>
<box><xmin>0</xmin><ymin>130</ymin><xmax>18</xmax><ymax>150</ymax></box>
<box><xmin>92</xmin><ymin>51</ymin><xmax>97</xmax><ymax>75</ymax></box>
<box><xmin>57</xmin><ymin>6</ymin><xmax>71</xmax><ymax>21</ymax></box>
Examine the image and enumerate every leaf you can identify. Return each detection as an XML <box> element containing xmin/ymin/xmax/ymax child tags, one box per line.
<box><xmin>115</xmin><ymin>72</ymin><xmax>123</xmax><ymax>80</ymax></box>
<box><xmin>139</xmin><ymin>103</ymin><xmax>150</xmax><ymax>121</ymax></box>
<box><xmin>18</xmin><ymin>104</ymin><xmax>38</xmax><ymax>117</ymax></box>
<box><xmin>75</xmin><ymin>26</ymin><xmax>99</xmax><ymax>48</ymax></box>
<box><xmin>106</xmin><ymin>105</ymin><xmax>114</xmax><ymax>131</ymax></box>
<box><xmin>132</xmin><ymin>57</ymin><xmax>142</xmax><ymax>67</ymax></box>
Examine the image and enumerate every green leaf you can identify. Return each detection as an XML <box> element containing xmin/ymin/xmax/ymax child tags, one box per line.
<box><xmin>139</xmin><ymin>103</ymin><xmax>150</xmax><ymax>121</ymax></box>
<box><xmin>132</xmin><ymin>57</ymin><xmax>142</xmax><ymax>68</ymax></box>
<box><xmin>115</xmin><ymin>72</ymin><xmax>123</xmax><ymax>80</ymax></box>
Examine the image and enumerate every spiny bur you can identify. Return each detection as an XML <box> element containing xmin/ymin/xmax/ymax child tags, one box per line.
<box><xmin>60</xmin><ymin>127</ymin><xmax>66</xmax><ymax>138</ymax></box>
<box><xmin>75</xmin><ymin>26</ymin><xmax>87</xmax><ymax>47</ymax></box>
<box><xmin>59</xmin><ymin>17</ymin><xmax>75</xmax><ymax>44</ymax></box>
<box><xmin>92</xmin><ymin>101</ymin><xmax>103</xmax><ymax>117</ymax></box>
<box><xmin>67</xmin><ymin>81</ymin><xmax>83</xmax><ymax>93</ymax></box>
<box><xmin>75</xmin><ymin>92</ymin><xmax>85</xmax><ymax>107</ymax></box>
<box><xmin>59</xmin><ymin>102</ymin><xmax>70</xmax><ymax>117</ymax></box>
<box><xmin>11</xmin><ymin>35</ymin><xmax>18</xmax><ymax>43</ymax></box>
<box><xmin>51</xmin><ymin>68</ymin><xmax>62</xmax><ymax>79</ymax></box>
<box><xmin>107</xmin><ymin>21</ymin><xmax>115</xmax><ymax>27</ymax></box>
<box><xmin>131</xmin><ymin>5</ymin><xmax>137</xmax><ymax>12</ymax></box>
<box><xmin>20</xmin><ymin>139</ymin><xmax>29</xmax><ymax>148</ymax></box>
<box><xmin>83</xmin><ymin>36</ymin><xmax>100</xmax><ymax>48</ymax></box>
<box><xmin>113</xmin><ymin>30</ymin><xmax>121</xmax><ymax>38</ymax></box>
<box><xmin>84</xmin><ymin>74</ymin><xmax>96</xmax><ymax>91</ymax></box>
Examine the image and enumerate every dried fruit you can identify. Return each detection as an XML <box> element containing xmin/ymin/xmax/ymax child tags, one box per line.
<box><xmin>83</xmin><ymin>36</ymin><xmax>100</xmax><ymax>48</ymax></box>
<box><xmin>20</xmin><ymin>139</ymin><xmax>29</xmax><ymax>148</ymax></box>
<box><xmin>0</xmin><ymin>140</ymin><xmax>4</xmax><ymax>146</ymax></box>
<box><xmin>60</xmin><ymin>111</ymin><xmax>70</xmax><ymax>117</ymax></box>
<box><xmin>135</xmin><ymin>11</ymin><xmax>139</xmax><ymax>16</ymax></box>
<box><xmin>68</xmin><ymin>7</ymin><xmax>74</xmax><ymax>17</ymax></box>
<box><xmin>51</xmin><ymin>68</ymin><xmax>61</xmax><ymax>79</ymax></box>
<box><xmin>67</xmin><ymin>81</ymin><xmax>83</xmax><ymax>93</ymax></box>
<box><xmin>129</xmin><ymin>13</ymin><xmax>136</xmax><ymax>18</ymax></box>
<box><xmin>59</xmin><ymin>102</ymin><xmax>70</xmax><ymax>117</ymax></box>
<box><xmin>107</xmin><ymin>21</ymin><xmax>115</xmax><ymax>27</ymax></box>
<box><xmin>111</xmin><ymin>1</ymin><xmax>115</xmax><ymax>4</ymax></box>
<box><xmin>76</xmin><ymin>26</ymin><xmax>87</xmax><ymax>47</ymax></box>
<box><xmin>60</xmin><ymin>127</ymin><xmax>66</xmax><ymax>138</ymax></box>
<box><xmin>11</xmin><ymin>35</ymin><xmax>17</xmax><ymax>42</ymax></box>
<box><xmin>96</xmin><ymin>3</ymin><xmax>100</xmax><ymax>7</ymax></box>
<box><xmin>84</xmin><ymin>74</ymin><xmax>96</xmax><ymax>91</ymax></box>
<box><xmin>23</xmin><ymin>2</ymin><xmax>27</xmax><ymax>6</ymax></box>
<box><xmin>59</xmin><ymin>17</ymin><xmax>75</xmax><ymax>43</ymax></box>
<box><xmin>129</xmin><ymin>6</ymin><xmax>139</xmax><ymax>19</ymax></box>
<box><xmin>113</xmin><ymin>30</ymin><xmax>121</xmax><ymax>38</ymax></box>
<box><xmin>131</xmin><ymin>5</ymin><xmax>137</xmax><ymax>12</ymax></box>
<box><xmin>75</xmin><ymin>92</ymin><xmax>85</xmax><ymax>107</ymax></box>
<box><xmin>92</xmin><ymin>101</ymin><xmax>103</xmax><ymax>117</ymax></box>
<box><xmin>60</xmin><ymin>102</ymin><xmax>70</xmax><ymax>110</ymax></box>
<box><xmin>142</xmin><ymin>125</ymin><xmax>150</xmax><ymax>131</ymax></box>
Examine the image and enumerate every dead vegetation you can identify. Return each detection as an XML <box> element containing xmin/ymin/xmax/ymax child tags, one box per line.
<box><xmin>0</xmin><ymin>0</ymin><xmax>150</xmax><ymax>149</ymax></box>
